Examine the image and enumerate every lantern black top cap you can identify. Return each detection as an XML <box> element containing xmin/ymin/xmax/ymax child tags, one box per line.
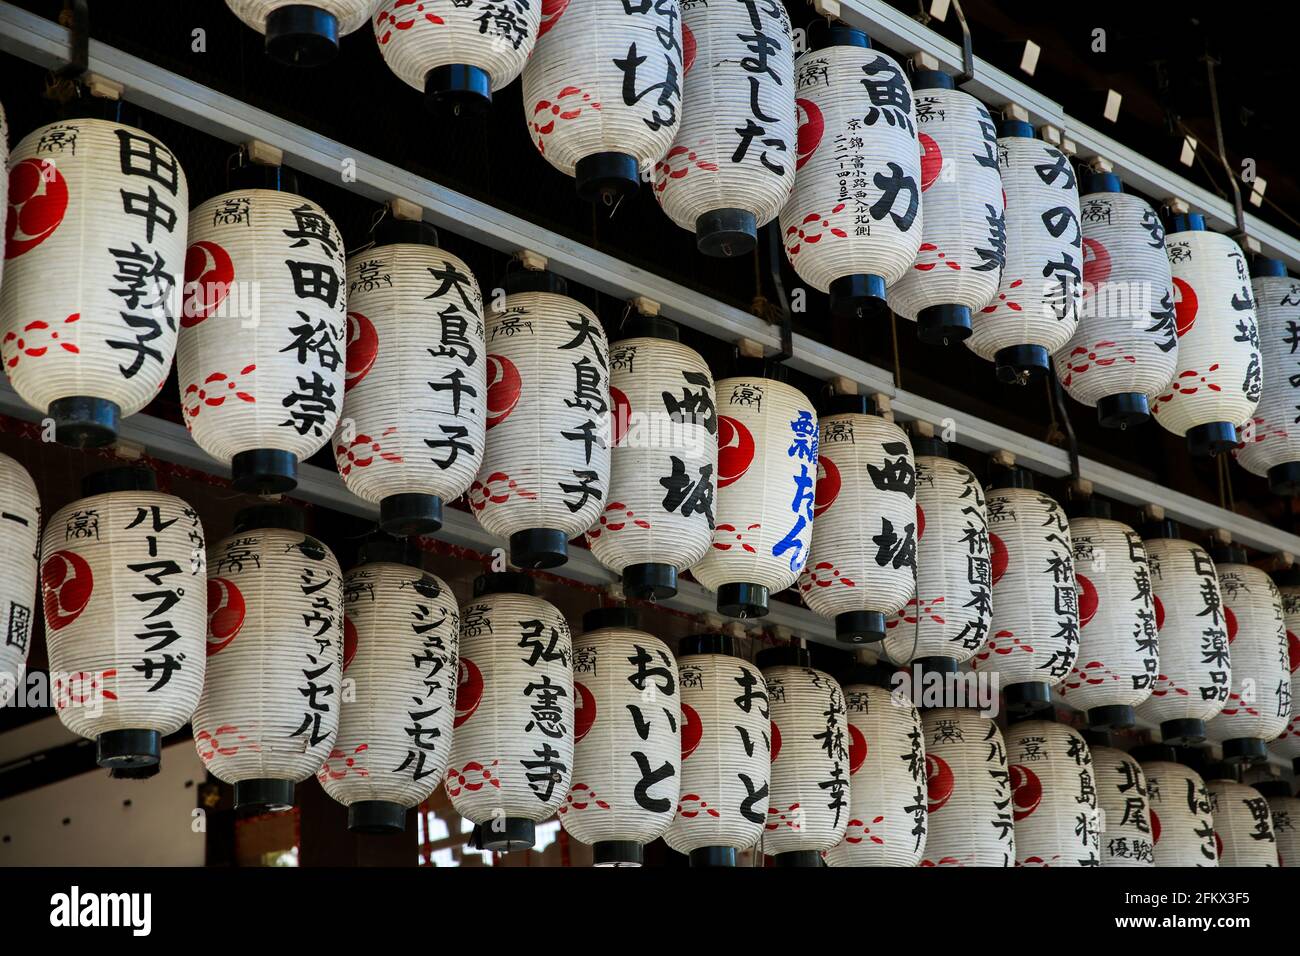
<box><xmin>1080</xmin><ymin>170</ymin><xmax>1123</xmax><ymax>195</ymax></box>
<box><xmin>912</xmin><ymin>68</ymin><xmax>954</xmax><ymax>90</ymax></box>
<box><xmin>999</xmin><ymin>118</ymin><xmax>1035</xmax><ymax>139</ymax></box>
<box><xmin>582</xmin><ymin>606</ymin><xmax>640</xmax><ymax>633</ymax></box>
<box><xmin>837</xmin><ymin>663</ymin><xmax>896</xmax><ymax>689</ymax></box>
<box><xmin>1128</xmin><ymin>743</ymin><xmax>1178</xmax><ymax>764</ymax></box>
<box><xmin>619</xmin><ymin>314</ymin><xmax>680</xmax><ymax>342</ymax></box>
<box><xmin>807</xmin><ymin>20</ymin><xmax>870</xmax><ymax>51</ymax></box>
<box><xmin>503</xmin><ymin>268</ymin><xmax>567</xmax><ymax>297</ymax></box>
<box><xmin>81</xmin><ymin>465</ymin><xmax>157</xmax><ymax>497</ymax></box>
<box><xmin>1168</xmin><ymin>212</ymin><xmax>1205</xmax><ymax>233</ymax></box>
<box><xmin>232</xmin><ymin>503</ymin><xmax>305</xmax><ymax>534</ymax></box>
<box><xmin>1209</xmin><ymin>543</ymin><xmax>1249</xmax><ymax>566</ymax></box>
<box><xmin>755</xmin><ymin>646</ymin><xmax>813</xmax><ymax>670</ymax></box>
<box><xmin>1272</xmin><ymin>564</ymin><xmax>1300</xmax><ymax>587</ymax></box>
<box><xmin>816</xmin><ymin>393</ymin><xmax>872</xmax><ymax>417</ymax></box>
<box><xmin>1251</xmin><ymin>256</ymin><xmax>1288</xmax><ymax>279</ymax></box>
<box><xmin>373</xmin><ymin>215</ymin><xmax>439</xmax><ymax>248</ymax></box>
<box><xmin>992</xmin><ymin>464</ymin><xmax>1034</xmax><ymax>490</ymax></box>
<box><xmin>677</xmin><ymin>632</ymin><xmax>736</xmax><ymax>657</ymax></box>
<box><xmin>472</xmin><ymin>571</ymin><xmax>536</xmax><ymax>597</ymax></box>
<box><xmin>356</xmin><ymin>534</ymin><xmax>422</xmax><ymax>569</ymax></box>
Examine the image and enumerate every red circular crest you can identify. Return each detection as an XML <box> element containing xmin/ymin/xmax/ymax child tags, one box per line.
<box><xmin>538</xmin><ymin>0</ymin><xmax>569</xmax><ymax>37</ymax></box>
<box><xmin>717</xmin><ymin>415</ymin><xmax>756</xmax><ymax>487</ymax></box>
<box><xmin>1225</xmin><ymin>605</ymin><xmax>1238</xmax><ymax>644</ymax></box>
<box><xmin>848</xmin><ymin>723</ymin><xmax>867</xmax><ymax>775</ymax></box>
<box><xmin>182</xmin><ymin>240</ymin><xmax>235</xmax><ymax>327</ymax></box>
<box><xmin>682</xmin><ymin>23</ymin><xmax>697</xmax><ymax>74</ymax></box>
<box><xmin>610</xmin><ymin>385</ymin><xmax>631</xmax><ymax>447</ymax></box>
<box><xmin>345</xmin><ymin>311</ymin><xmax>379</xmax><ymax>391</ymax></box>
<box><xmin>6</xmin><ymin>158</ymin><xmax>68</xmax><ymax>259</ymax></box>
<box><xmin>1082</xmin><ymin>237</ymin><xmax>1111</xmax><ymax>291</ymax></box>
<box><xmin>681</xmin><ymin>702</ymin><xmax>703</xmax><ymax>761</ymax></box>
<box><xmin>919</xmin><ymin>133</ymin><xmax>943</xmax><ymax>191</ymax></box>
<box><xmin>486</xmin><ymin>354</ymin><xmax>522</xmax><ymax>429</ymax></box>
<box><xmin>1077</xmin><ymin>572</ymin><xmax>1099</xmax><ymax>629</ymax></box>
<box><xmin>1172</xmin><ymin>277</ymin><xmax>1198</xmax><ymax>338</ymax></box>
<box><xmin>926</xmin><ymin>753</ymin><xmax>954</xmax><ymax>812</ymax></box>
<box><xmin>1288</xmin><ymin>630</ymin><xmax>1300</xmax><ymax>673</ymax></box>
<box><xmin>342</xmin><ymin>614</ymin><xmax>359</xmax><ymax>671</ymax></box>
<box><xmin>206</xmin><ymin>577</ymin><xmax>245</xmax><ymax>656</ymax></box>
<box><xmin>770</xmin><ymin>720</ymin><xmax>782</xmax><ymax>763</ymax></box>
<box><xmin>813</xmin><ymin>454</ymin><xmax>841</xmax><ymax>518</ymax></box>
<box><xmin>1150</xmin><ymin>808</ymin><xmax>1162</xmax><ymax>845</ymax></box>
<box><xmin>795</xmin><ymin>98</ymin><xmax>824</xmax><ymax>171</ymax></box>
<box><xmin>916</xmin><ymin>503</ymin><xmax>926</xmax><ymax>541</ymax></box>
<box><xmin>454</xmin><ymin>657</ymin><xmax>484</xmax><ymax>728</ymax></box>
<box><xmin>1010</xmin><ymin>763</ymin><xmax>1042</xmax><ymax>820</ymax></box>
<box><xmin>574</xmin><ymin>680</ymin><xmax>597</xmax><ymax>743</ymax></box>
<box><xmin>40</xmin><ymin>550</ymin><xmax>93</xmax><ymax>631</ymax></box>
<box><xmin>1154</xmin><ymin>594</ymin><xmax>1165</xmax><ymax>631</ymax></box>
<box><xmin>990</xmin><ymin>533</ymin><xmax>1009</xmax><ymax>587</ymax></box>
<box><xmin>1214</xmin><ymin>830</ymin><xmax>1223</xmax><ymax>861</ymax></box>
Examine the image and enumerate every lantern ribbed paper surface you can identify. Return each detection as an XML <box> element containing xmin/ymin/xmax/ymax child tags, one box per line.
<box><xmin>1206</xmin><ymin>777</ymin><xmax>1277</xmax><ymax>866</ymax></box>
<box><xmin>193</xmin><ymin>512</ymin><xmax>342</xmax><ymax>810</ymax></box>
<box><xmin>1056</xmin><ymin>180</ymin><xmax>1178</xmax><ymax>428</ymax></box>
<box><xmin>691</xmin><ymin>374</ymin><xmax>816</xmax><ymax>619</ymax></box>
<box><xmin>587</xmin><ymin>320</ymin><xmax>716</xmax><ymax>600</ymax></box>
<box><xmin>663</xmin><ymin>635</ymin><xmax>770</xmax><ymax>866</ymax></box>
<box><xmin>318</xmin><ymin>559</ymin><xmax>459</xmax><ymax>833</ymax></box>
<box><xmin>1258</xmin><ymin>786</ymin><xmax>1300</xmax><ymax>865</ymax></box>
<box><xmin>1234</xmin><ymin>262</ymin><xmax>1300</xmax><ymax>493</ymax></box>
<box><xmin>652</xmin><ymin>0</ymin><xmax>795</xmax><ymax>257</ymax></box>
<box><xmin>1137</xmin><ymin>757</ymin><xmax>1217</xmax><ymax>866</ymax></box>
<box><xmin>179</xmin><ymin>187</ymin><xmax>346</xmax><ymax>493</ymax></box>
<box><xmin>446</xmin><ymin>574</ymin><xmax>573</xmax><ymax>851</ymax></box>
<box><xmin>1007</xmin><ymin>720</ymin><xmax>1099</xmax><ymax>866</ymax></box>
<box><xmin>225</xmin><ymin>0</ymin><xmax>376</xmax><ymax>66</ymax></box>
<box><xmin>0</xmin><ymin>117</ymin><xmax>188</xmax><ymax>448</ymax></box>
<box><xmin>44</xmin><ymin>470</ymin><xmax>206</xmax><ymax>768</ymax></box>
<box><xmin>919</xmin><ymin>708</ymin><xmax>1014</xmax><ymax>866</ymax></box>
<box><xmin>473</xmin><ymin>276</ymin><xmax>610</xmax><ymax>569</ymax></box>
<box><xmin>333</xmin><ymin>238</ymin><xmax>485</xmax><ymax>535</ymax></box>
<box><xmin>1152</xmin><ymin>221</ymin><xmax>1261</xmax><ymax>456</ymax></box>
<box><xmin>1090</xmin><ymin>744</ymin><xmax>1154</xmax><ymax>866</ymax></box>
<box><xmin>798</xmin><ymin>405</ymin><xmax>916</xmax><ymax>643</ymax></box>
<box><xmin>559</xmin><ymin>609</ymin><xmax>680</xmax><ymax>866</ymax></box>
<box><xmin>781</xmin><ymin>30</ymin><xmax>922</xmax><ymax>319</ymax></box>
<box><xmin>1271</xmin><ymin>582</ymin><xmax>1300</xmax><ymax>765</ymax></box>
<box><xmin>522</xmin><ymin>0</ymin><xmax>683</xmax><ymax>203</ymax></box>
<box><xmin>0</xmin><ymin>100</ymin><xmax>8</xmax><ymax>297</ymax></box>
<box><xmin>0</xmin><ymin>452</ymin><xmax>39</xmax><ymax>708</ymax></box>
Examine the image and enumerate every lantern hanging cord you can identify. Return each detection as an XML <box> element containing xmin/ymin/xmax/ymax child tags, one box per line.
<box><xmin>1201</xmin><ymin>54</ymin><xmax>1247</xmax><ymax>241</ymax></box>
<box><xmin>763</xmin><ymin>222</ymin><xmax>794</xmax><ymax>365</ymax></box>
<box><xmin>1047</xmin><ymin>359</ymin><xmax>1080</xmax><ymax>480</ymax></box>
<box><xmin>914</xmin><ymin>0</ymin><xmax>975</xmax><ymax>84</ymax></box>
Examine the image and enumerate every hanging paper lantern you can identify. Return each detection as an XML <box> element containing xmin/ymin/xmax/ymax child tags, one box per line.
<box><xmin>919</xmin><ymin>707</ymin><xmax>1014</xmax><ymax>866</ymax></box>
<box><xmin>559</xmin><ymin>607</ymin><xmax>680</xmax><ymax>866</ymax></box>
<box><xmin>663</xmin><ymin>633</ymin><xmax>770</xmax><ymax>866</ymax></box>
<box><xmin>780</xmin><ymin>24</ymin><xmax>922</xmax><ymax>319</ymax></box>
<box><xmin>373</xmin><ymin>0</ymin><xmax>542</xmax><ymax>112</ymax></box>
<box><xmin>225</xmin><ymin>0</ymin><xmax>376</xmax><ymax>66</ymax></box>
<box><xmin>966</xmin><ymin>122</ymin><xmax>1080</xmax><ymax>383</ymax></box>
<box><xmin>885</xmin><ymin>70</ymin><xmax>1005</xmax><ymax>344</ymax></box>
<box><xmin>692</xmin><ymin>369</ymin><xmax>816</xmax><ymax>618</ymax></box>
<box><xmin>824</xmin><ymin>664</ymin><xmax>927</xmax><ymax>867</ymax></box>
<box><xmin>179</xmin><ymin>178</ymin><xmax>347</xmax><ymax>493</ymax></box>
<box><xmin>1152</xmin><ymin>215</ymin><xmax>1261</xmax><ymax>456</ymax></box>
<box><xmin>1130</xmin><ymin>745</ymin><xmax>1218</xmax><ymax>866</ymax></box>
<box><xmin>1059</xmin><ymin>501</ymin><xmax>1158</xmax><ymax>730</ymax></box>
<box><xmin>587</xmin><ymin>316</ymin><xmax>715</xmax><ymax>599</ymax></box>
<box><xmin>651</xmin><ymin>0</ymin><xmax>795</xmax><ymax>257</ymax></box>
<box><xmin>43</xmin><ymin>466</ymin><xmax>206</xmax><ymax>769</ymax></box>
<box><xmin>1269</xmin><ymin>567</ymin><xmax>1300</xmax><ymax>773</ymax></box>
<box><xmin>1204</xmin><ymin>769</ymin><xmax>1278</xmax><ymax>866</ymax></box>
<box><xmin>1252</xmin><ymin>780</ymin><xmax>1299</xmax><ymax>866</ymax></box>
<box><xmin>472</xmin><ymin>270</ymin><xmax>610</xmax><ymax>569</ymax></box>
<box><xmin>318</xmin><ymin>538</ymin><xmax>459</xmax><ymax>833</ymax></box>
<box><xmin>333</xmin><ymin>221</ymin><xmax>485</xmax><ymax>535</ymax></box>
<box><xmin>1234</xmin><ymin>259</ymin><xmax>1300</xmax><ymax>493</ymax></box>
<box><xmin>0</xmin><ymin>453</ymin><xmax>38</xmax><ymax>708</ymax></box>
<box><xmin>0</xmin><ymin>115</ymin><xmax>188</xmax><ymax>447</ymax></box>
<box><xmin>192</xmin><ymin>504</ymin><xmax>342</xmax><ymax>810</ymax></box>
<box><xmin>0</xmin><ymin>99</ymin><xmax>8</xmax><ymax>297</ymax></box>
<box><xmin>447</xmin><ymin>572</ymin><xmax>573</xmax><ymax>851</ymax></box>
<box><xmin>798</xmin><ymin>397</ymin><xmax>916</xmax><ymax>643</ymax></box>
<box><xmin>1006</xmin><ymin>718</ymin><xmax>1099</xmax><ymax>866</ymax></box>
<box><xmin>1087</xmin><ymin>739</ymin><xmax>1154</xmax><ymax>867</ymax></box>
<box><xmin>522</xmin><ymin>0</ymin><xmax>683</xmax><ymax>203</ymax></box>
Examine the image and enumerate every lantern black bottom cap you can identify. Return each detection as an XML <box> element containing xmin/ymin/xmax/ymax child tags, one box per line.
<box><xmin>232</xmin><ymin>448</ymin><xmax>299</xmax><ymax>494</ymax></box>
<box><xmin>829</xmin><ymin>274</ymin><xmax>888</xmax><ymax>320</ymax></box>
<box><xmin>914</xmin><ymin>656</ymin><xmax>959</xmax><ymax>676</ymax></box>
<box><xmin>1086</xmin><ymin>704</ymin><xmax>1136</xmax><ymax>731</ymax></box>
<box><xmin>622</xmin><ymin>561</ymin><xmax>677</xmax><ymax>600</ymax></box>
<box><xmin>424</xmin><ymin>65</ymin><xmax>492</xmax><ymax>115</ymax></box>
<box><xmin>593</xmin><ymin>840</ymin><xmax>644</xmax><ymax>866</ymax></box>
<box><xmin>96</xmin><ymin>729</ymin><xmax>160</xmax><ymax>768</ymax></box>
<box><xmin>1268</xmin><ymin>461</ymin><xmax>1300</xmax><ymax>496</ymax></box>
<box><xmin>235</xmin><ymin>778</ymin><xmax>295</xmax><ymax>812</ymax></box>
<box><xmin>1186</xmin><ymin>420</ymin><xmax>1238</xmax><ymax>457</ymax></box>
<box><xmin>1159</xmin><ymin>717</ymin><xmax>1206</xmax><ymax>746</ymax></box>
<box><xmin>49</xmin><ymin>396</ymin><xmax>119</xmax><ymax>449</ymax></box>
<box><xmin>576</xmin><ymin>152</ymin><xmax>640</xmax><ymax>206</ymax></box>
<box><xmin>380</xmin><ymin>493</ymin><xmax>444</xmax><ymax>536</ymax></box>
<box><xmin>1097</xmin><ymin>392</ymin><xmax>1150</xmax><ymax>429</ymax></box>
<box><xmin>348</xmin><ymin>800</ymin><xmax>408</xmax><ymax>834</ymax></box>
<box><xmin>474</xmin><ymin>817</ymin><xmax>535</xmax><ymax>852</ymax></box>
<box><xmin>264</xmin><ymin>5</ymin><xmax>339</xmax><ymax>68</ymax></box>
<box><xmin>696</xmin><ymin>208</ymin><xmax>757</xmax><ymax>258</ymax></box>
<box><xmin>835</xmin><ymin>609</ymin><xmax>886</xmax><ymax>644</ymax></box>
<box><xmin>1294</xmin><ymin>758</ymin><xmax>1300</xmax><ymax>776</ymax></box>
<box><xmin>509</xmin><ymin>527</ymin><xmax>568</xmax><ymax>569</ymax></box>
<box><xmin>1221</xmin><ymin>736</ymin><xmax>1269</xmax><ymax>765</ymax></box>
<box><xmin>773</xmin><ymin>850</ymin><xmax>823</xmax><ymax>867</ymax></box>
<box><xmin>716</xmin><ymin>582</ymin><xmax>769</xmax><ymax>619</ymax></box>
<box><xmin>994</xmin><ymin>345</ymin><xmax>1050</xmax><ymax>384</ymax></box>
<box><xmin>688</xmin><ymin>846</ymin><xmax>736</xmax><ymax>867</ymax></box>
<box><xmin>1003</xmin><ymin>681</ymin><xmax>1053</xmax><ymax>717</ymax></box>
<box><xmin>916</xmin><ymin>304</ymin><xmax>972</xmax><ymax>345</ymax></box>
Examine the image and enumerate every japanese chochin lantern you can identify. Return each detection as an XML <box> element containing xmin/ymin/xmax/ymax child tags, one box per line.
<box><xmin>43</xmin><ymin>466</ymin><xmax>206</xmax><ymax>769</ymax></box>
<box><xmin>967</xmin><ymin>122</ymin><xmax>1081</xmax><ymax>383</ymax></box>
<box><xmin>318</xmin><ymin>538</ymin><xmax>459</xmax><ymax>833</ymax></box>
<box><xmin>225</xmin><ymin>0</ymin><xmax>376</xmax><ymax>67</ymax></box>
<box><xmin>652</xmin><ymin>0</ymin><xmax>795</xmax><ymax>257</ymax></box>
<box><xmin>1252</xmin><ymin>779</ymin><xmax>1299</xmax><ymax>865</ymax></box>
<box><xmin>473</xmin><ymin>270</ymin><xmax>610</xmax><ymax>569</ymax></box>
<box><xmin>691</xmin><ymin>366</ymin><xmax>816</xmax><ymax>618</ymax></box>
<box><xmin>1206</xmin><ymin>545</ymin><xmax>1289</xmax><ymax>764</ymax></box>
<box><xmin>334</xmin><ymin>220</ymin><xmax>486</xmax><ymax>535</ymax></box>
<box><xmin>447</xmin><ymin>572</ymin><xmax>574</xmax><ymax>852</ymax></box>
<box><xmin>1234</xmin><ymin>258</ymin><xmax>1300</xmax><ymax>493</ymax></box>
<box><xmin>1060</xmin><ymin>498</ymin><xmax>1158</xmax><ymax>730</ymax></box>
<box><xmin>1006</xmin><ymin>717</ymin><xmax>1100</xmax><ymax>866</ymax></box>
<box><xmin>560</xmin><ymin>607</ymin><xmax>680</xmax><ymax>866</ymax></box>
<box><xmin>1086</xmin><ymin>736</ymin><xmax>1154</xmax><ymax>867</ymax></box>
<box><xmin>522</xmin><ymin>0</ymin><xmax>683</xmax><ymax>204</ymax></box>
<box><xmin>373</xmin><ymin>0</ymin><xmax>542</xmax><ymax>113</ymax></box>
<box><xmin>1269</xmin><ymin>566</ymin><xmax>1300</xmax><ymax>773</ymax></box>
<box><xmin>824</xmin><ymin>664</ymin><xmax>927</xmax><ymax>867</ymax></box>
<box><xmin>919</xmin><ymin>707</ymin><xmax>1014</xmax><ymax>866</ymax></box>
<box><xmin>1153</xmin><ymin>215</ymin><xmax>1261</xmax><ymax>456</ymax></box>
<box><xmin>798</xmin><ymin>396</ymin><xmax>916</xmax><ymax>643</ymax></box>
<box><xmin>1130</xmin><ymin>746</ymin><xmax>1217</xmax><ymax>866</ymax></box>
<box><xmin>1057</xmin><ymin>172</ymin><xmax>1178</xmax><ymax>428</ymax></box>
<box><xmin>663</xmin><ymin>633</ymin><xmax>770</xmax><ymax>866</ymax></box>
<box><xmin>780</xmin><ymin>24</ymin><xmax>922</xmax><ymax>320</ymax></box>
<box><xmin>1203</xmin><ymin>767</ymin><xmax>1278</xmax><ymax>866</ymax></box>
<box><xmin>0</xmin><ymin>112</ymin><xmax>188</xmax><ymax>447</ymax></box>
<box><xmin>587</xmin><ymin>316</ymin><xmax>716</xmax><ymax>599</ymax></box>
<box><xmin>193</xmin><ymin>504</ymin><xmax>343</xmax><ymax>810</ymax></box>
<box><xmin>885</xmin><ymin>70</ymin><xmax>1006</xmax><ymax>344</ymax></box>
<box><xmin>179</xmin><ymin>170</ymin><xmax>347</xmax><ymax>493</ymax></box>
<box><xmin>0</xmin><ymin>453</ymin><xmax>39</xmax><ymax>708</ymax></box>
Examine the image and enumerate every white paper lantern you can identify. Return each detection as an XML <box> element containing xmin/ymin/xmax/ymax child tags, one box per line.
<box><xmin>373</xmin><ymin>0</ymin><xmax>542</xmax><ymax>112</ymax></box>
<box><xmin>780</xmin><ymin>25</ymin><xmax>922</xmax><ymax>319</ymax></box>
<box><xmin>1269</xmin><ymin>571</ymin><xmax>1300</xmax><ymax>771</ymax></box>
<box><xmin>333</xmin><ymin>224</ymin><xmax>485</xmax><ymax>535</ymax></box>
<box><xmin>1234</xmin><ymin>259</ymin><xmax>1300</xmax><ymax>493</ymax></box>
<box><xmin>885</xmin><ymin>71</ymin><xmax>1005</xmax><ymax>344</ymax></box>
<box><xmin>1088</xmin><ymin>741</ymin><xmax>1154</xmax><ymax>867</ymax></box>
<box><xmin>559</xmin><ymin>607</ymin><xmax>680</xmax><ymax>866</ymax></box>
<box><xmin>663</xmin><ymin>633</ymin><xmax>770</xmax><ymax>866</ymax></box>
<box><xmin>1056</xmin><ymin>173</ymin><xmax>1178</xmax><ymax>427</ymax></box>
<box><xmin>0</xmin><ymin>99</ymin><xmax>9</xmax><ymax>297</ymax></box>
<box><xmin>0</xmin><ymin>116</ymin><xmax>188</xmax><ymax>447</ymax></box>
<box><xmin>651</xmin><ymin>0</ymin><xmax>795</xmax><ymax>257</ymax></box>
<box><xmin>1152</xmin><ymin>216</ymin><xmax>1261</xmax><ymax>456</ymax></box>
<box><xmin>472</xmin><ymin>270</ymin><xmax>610</xmax><ymax>568</ymax></box>
<box><xmin>447</xmin><ymin>572</ymin><xmax>573</xmax><ymax>851</ymax></box>
<box><xmin>225</xmin><ymin>0</ymin><xmax>377</xmax><ymax>66</ymax></box>
<box><xmin>1006</xmin><ymin>719</ymin><xmax>1099</xmax><ymax>866</ymax></box>
<box><xmin>1253</xmin><ymin>780</ymin><xmax>1299</xmax><ymax>866</ymax></box>
<box><xmin>43</xmin><ymin>467</ymin><xmax>206</xmax><ymax>768</ymax></box>
<box><xmin>798</xmin><ymin>398</ymin><xmax>916</xmax><ymax>643</ymax></box>
<box><xmin>587</xmin><ymin>317</ymin><xmax>715</xmax><ymax>599</ymax></box>
<box><xmin>1205</xmin><ymin>773</ymin><xmax>1278</xmax><ymax>866</ymax></box>
<box><xmin>919</xmin><ymin>707</ymin><xmax>1014</xmax><ymax>866</ymax></box>
<box><xmin>180</xmin><ymin>180</ymin><xmax>346</xmax><ymax>493</ymax></box>
<box><xmin>824</xmin><ymin>666</ymin><xmax>927</xmax><ymax>867</ymax></box>
<box><xmin>522</xmin><ymin>0</ymin><xmax>683</xmax><ymax>203</ymax></box>
<box><xmin>193</xmin><ymin>505</ymin><xmax>342</xmax><ymax>810</ymax></box>
<box><xmin>1132</xmin><ymin>749</ymin><xmax>1218</xmax><ymax>866</ymax></box>
<box><xmin>0</xmin><ymin>452</ymin><xmax>38</xmax><ymax>709</ymax></box>
<box><xmin>318</xmin><ymin>542</ymin><xmax>459</xmax><ymax>833</ymax></box>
